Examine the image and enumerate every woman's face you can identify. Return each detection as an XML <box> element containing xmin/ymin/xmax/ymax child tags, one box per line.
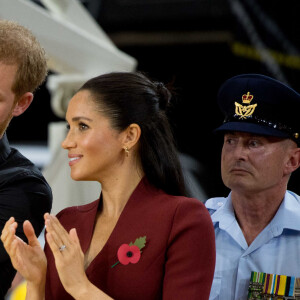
<box><xmin>62</xmin><ymin>90</ymin><xmax>126</xmax><ymax>182</ymax></box>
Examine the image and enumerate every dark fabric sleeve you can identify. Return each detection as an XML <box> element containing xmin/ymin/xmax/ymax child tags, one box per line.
<box><xmin>163</xmin><ymin>199</ymin><xmax>216</xmax><ymax>300</ymax></box>
<box><xmin>0</xmin><ymin>176</ymin><xmax>52</xmax><ymax>298</ymax></box>
<box><xmin>0</xmin><ymin>258</ymin><xmax>17</xmax><ymax>299</ymax></box>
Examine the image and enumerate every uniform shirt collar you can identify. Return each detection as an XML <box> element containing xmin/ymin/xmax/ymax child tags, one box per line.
<box><xmin>210</xmin><ymin>193</ymin><xmax>235</xmax><ymax>230</ymax></box>
<box><xmin>0</xmin><ymin>133</ymin><xmax>11</xmax><ymax>163</ymax></box>
<box><xmin>211</xmin><ymin>191</ymin><xmax>300</xmax><ymax>233</ymax></box>
<box><xmin>269</xmin><ymin>191</ymin><xmax>300</xmax><ymax>233</ymax></box>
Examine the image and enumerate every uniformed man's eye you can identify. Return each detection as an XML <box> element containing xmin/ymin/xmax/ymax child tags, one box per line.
<box><xmin>225</xmin><ymin>137</ymin><xmax>234</xmax><ymax>145</ymax></box>
<box><xmin>66</xmin><ymin>123</ymin><xmax>70</xmax><ymax>130</ymax></box>
<box><xmin>249</xmin><ymin>140</ymin><xmax>259</xmax><ymax>147</ymax></box>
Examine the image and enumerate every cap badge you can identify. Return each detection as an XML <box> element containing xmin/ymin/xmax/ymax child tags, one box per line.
<box><xmin>235</xmin><ymin>92</ymin><xmax>257</xmax><ymax>119</ymax></box>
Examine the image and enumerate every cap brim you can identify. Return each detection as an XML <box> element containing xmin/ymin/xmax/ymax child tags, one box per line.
<box><xmin>214</xmin><ymin>121</ymin><xmax>290</xmax><ymax>138</ymax></box>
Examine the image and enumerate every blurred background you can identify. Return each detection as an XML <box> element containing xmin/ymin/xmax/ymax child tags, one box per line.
<box><xmin>3</xmin><ymin>0</ymin><xmax>300</xmax><ymax>202</ymax></box>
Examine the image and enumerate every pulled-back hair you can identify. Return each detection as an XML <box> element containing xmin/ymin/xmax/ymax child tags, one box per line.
<box><xmin>0</xmin><ymin>19</ymin><xmax>47</xmax><ymax>97</ymax></box>
<box><xmin>79</xmin><ymin>72</ymin><xmax>187</xmax><ymax>196</ymax></box>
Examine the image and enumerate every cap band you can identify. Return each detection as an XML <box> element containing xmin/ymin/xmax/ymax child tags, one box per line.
<box><xmin>216</xmin><ymin>116</ymin><xmax>300</xmax><ymax>145</ymax></box>
<box><xmin>224</xmin><ymin>114</ymin><xmax>294</xmax><ymax>135</ymax></box>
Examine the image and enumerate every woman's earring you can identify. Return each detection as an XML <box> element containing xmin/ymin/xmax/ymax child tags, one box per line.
<box><xmin>124</xmin><ymin>146</ymin><xmax>129</xmax><ymax>157</ymax></box>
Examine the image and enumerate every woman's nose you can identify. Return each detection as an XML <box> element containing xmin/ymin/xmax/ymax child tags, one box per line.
<box><xmin>61</xmin><ymin>131</ymin><xmax>76</xmax><ymax>149</ymax></box>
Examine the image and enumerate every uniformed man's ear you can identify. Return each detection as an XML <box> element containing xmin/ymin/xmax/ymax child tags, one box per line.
<box><xmin>12</xmin><ymin>92</ymin><xmax>34</xmax><ymax>117</ymax></box>
<box><xmin>122</xmin><ymin>123</ymin><xmax>141</xmax><ymax>150</ymax></box>
<box><xmin>285</xmin><ymin>147</ymin><xmax>300</xmax><ymax>175</ymax></box>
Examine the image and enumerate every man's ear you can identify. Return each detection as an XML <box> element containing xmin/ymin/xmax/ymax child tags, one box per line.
<box><xmin>12</xmin><ymin>92</ymin><xmax>34</xmax><ymax>117</ymax></box>
<box><xmin>285</xmin><ymin>147</ymin><xmax>300</xmax><ymax>175</ymax></box>
<box><xmin>122</xmin><ymin>123</ymin><xmax>141</xmax><ymax>149</ymax></box>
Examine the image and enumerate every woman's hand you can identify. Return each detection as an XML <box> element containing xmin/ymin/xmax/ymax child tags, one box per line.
<box><xmin>1</xmin><ymin>217</ymin><xmax>47</xmax><ymax>285</ymax></box>
<box><xmin>44</xmin><ymin>213</ymin><xmax>90</xmax><ymax>297</ymax></box>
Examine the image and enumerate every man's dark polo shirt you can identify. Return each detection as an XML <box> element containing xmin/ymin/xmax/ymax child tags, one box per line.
<box><xmin>0</xmin><ymin>133</ymin><xmax>52</xmax><ymax>299</ymax></box>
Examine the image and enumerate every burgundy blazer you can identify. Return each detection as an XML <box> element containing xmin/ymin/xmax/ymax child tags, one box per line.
<box><xmin>44</xmin><ymin>178</ymin><xmax>215</xmax><ymax>299</ymax></box>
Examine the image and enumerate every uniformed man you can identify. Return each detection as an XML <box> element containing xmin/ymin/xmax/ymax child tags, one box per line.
<box><xmin>206</xmin><ymin>74</ymin><xmax>300</xmax><ymax>300</ymax></box>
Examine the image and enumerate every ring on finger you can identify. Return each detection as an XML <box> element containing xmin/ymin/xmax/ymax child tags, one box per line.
<box><xmin>59</xmin><ymin>244</ymin><xmax>66</xmax><ymax>252</ymax></box>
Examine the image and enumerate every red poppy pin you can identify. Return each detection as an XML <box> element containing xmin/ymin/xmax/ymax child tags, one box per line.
<box><xmin>111</xmin><ymin>236</ymin><xmax>146</xmax><ymax>268</ymax></box>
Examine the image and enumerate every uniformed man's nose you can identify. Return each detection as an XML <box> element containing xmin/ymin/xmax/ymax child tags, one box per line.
<box><xmin>233</xmin><ymin>143</ymin><xmax>248</xmax><ymax>160</ymax></box>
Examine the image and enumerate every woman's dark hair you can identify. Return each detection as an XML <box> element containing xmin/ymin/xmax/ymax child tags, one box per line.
<box><xmin>79</xmin><ymin>71</ymin><xmax>187</xmax><ymax>196</ymax></box>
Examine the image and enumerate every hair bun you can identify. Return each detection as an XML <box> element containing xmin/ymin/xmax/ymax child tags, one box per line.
<box><xmin>155</xmin><ymin>82</ymin><xmax>171</xmax><ymax>110</ymax></box>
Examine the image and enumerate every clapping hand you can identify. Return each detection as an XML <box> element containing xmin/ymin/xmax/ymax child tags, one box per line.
<box><xmin>44</xmin><ymin>213</ymin><xmax>90</xmax><ymax>297</ymax></box>
<box><xmin>1</xmin><ymin>217</ymin><xmax>47</xmax><ymax>285</ymax></box>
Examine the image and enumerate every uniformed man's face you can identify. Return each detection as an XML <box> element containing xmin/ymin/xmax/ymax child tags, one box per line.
<box><xmin>221</xmin><ymin>131</ymin><xmax>297</xmax><ymax>194</ymax></box>
<box><xmin>0</xmin><ymin>62</ymin><xmax>18</xmax><ymax>138</ymax></box>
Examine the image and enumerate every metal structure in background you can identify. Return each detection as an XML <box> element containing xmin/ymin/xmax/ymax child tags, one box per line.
<box><xmin>228</xmin><ymin>0</ymin><xmax>300</xmax><ymax>86</ymax></box>
<box><xmin>0</xmin><ymin>0</ymin><xmax>137</xmax><ymax>118</ymax></box>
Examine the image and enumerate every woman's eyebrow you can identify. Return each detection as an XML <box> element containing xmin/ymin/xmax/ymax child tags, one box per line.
<box><xmin>71</xmin><ymin>116</ymin><xmax>93</xmax><ymax>122</ymax></box>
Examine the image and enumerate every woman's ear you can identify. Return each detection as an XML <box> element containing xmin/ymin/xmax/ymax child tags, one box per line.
<box><xmin>122</xmin><ymin>123</ymin><xmax>141</xmax><ymax>150</ymax></box>
<box><xmin>12</xmin><ymin>92</ymin><xmax>34</xmax><ymax>117</ymax></box>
